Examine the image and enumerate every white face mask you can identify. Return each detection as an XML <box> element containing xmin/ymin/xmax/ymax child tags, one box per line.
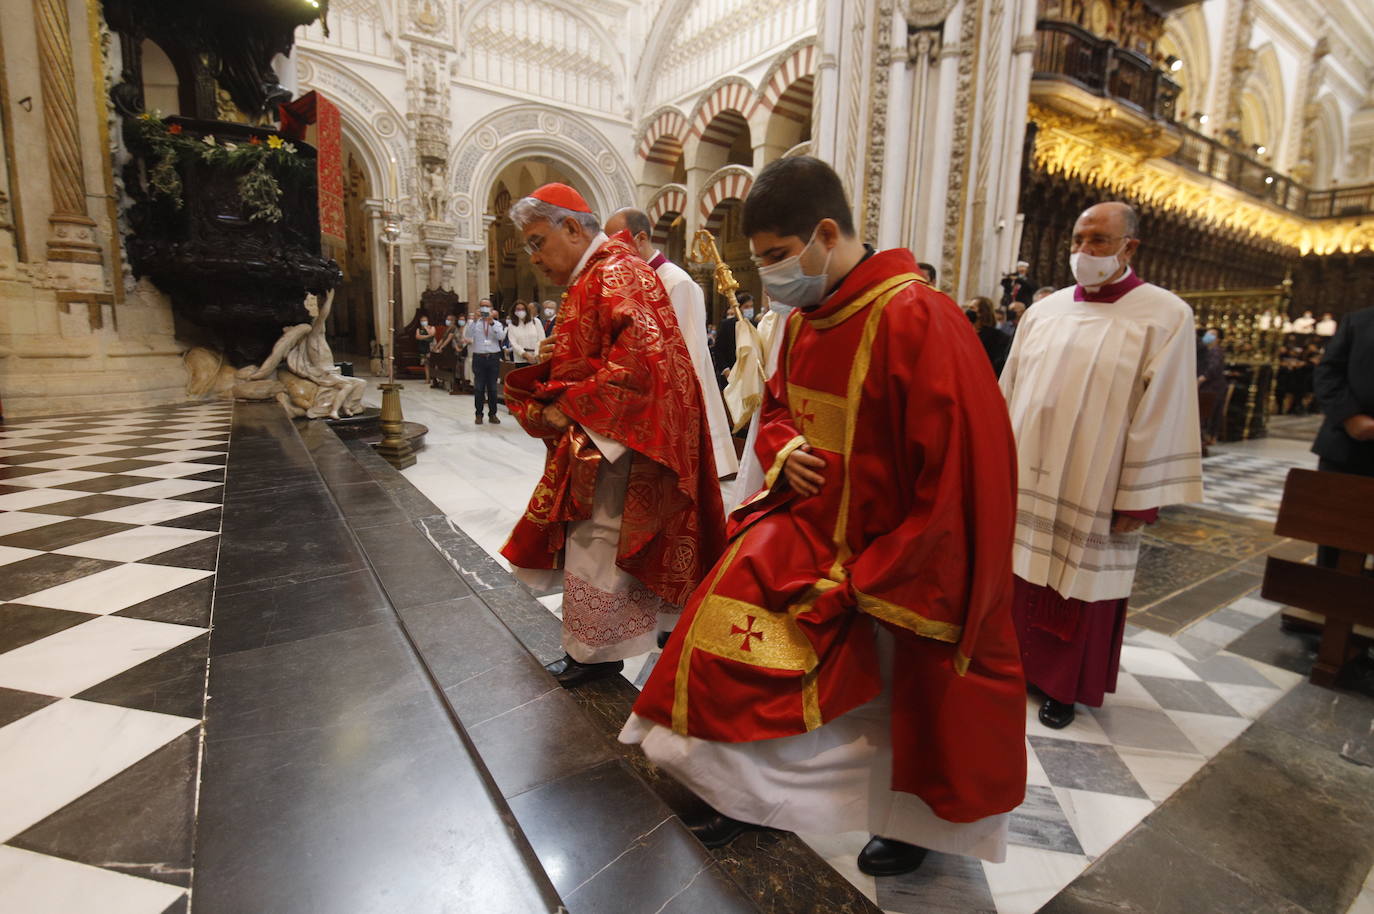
<box><xmin>768</xmin><ymin>300</ymin><xmax>793</xmax><ymax>316</ymax></box>
<box><xmin>515</xmin><ymin>310</ymin><xmax>526</xmax><ymax>318</ymax></box>
<box><xmin>420</xmin><ymin>320</ymin><xmax>429</xmax><ymax>327</ymax></box>
<box><xmin>445</xmin><ymin>319</ymin><xmax>454</xmax><ymax>326</ymax></box>
<box><xmin>458</xmin><ymin>319</ymin><xmax>466</xmax><ymax>326</ymax></box>
<box><xmin>544</xmin><ymin>308</ymin><xmax>555</xmax><ymax>318</ymax></box>
<box><xmin>1069</xmin><ymin>242</ymin><xmax>1127</xmax><ymax>289</ymax></box>
<box><xmin>757</xmin><ymin>227</ymin><xmax>832</xmax><ymax>309</ymax></box>
<box><xmin>480</xmin><ymin>306</ymin><xmax>491</xmax><ymax>315</ymax></box>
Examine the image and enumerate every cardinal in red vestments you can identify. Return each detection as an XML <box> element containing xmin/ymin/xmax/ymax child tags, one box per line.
<box><xmin>501</xmin><ymin>183</ymin><xmax>726</xmax><ymax>687</ymax></box>
<box><xmin>622</xmin><ymin>157</ymin><xmax>1026</xmax><ymax>876</ymax></box>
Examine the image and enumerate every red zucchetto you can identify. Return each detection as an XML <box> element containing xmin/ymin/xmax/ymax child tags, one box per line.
<box><xmin>529</xmin><ymin>183</ymin><xmax>592</xmax><ymax>213</ymax></box>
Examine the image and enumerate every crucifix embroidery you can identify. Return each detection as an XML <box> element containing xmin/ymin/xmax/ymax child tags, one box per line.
<box><xmin>731</xmin><ymin>615</ymin><xmax>764</xmax><ymax>652</ymax></box>
<box><xmin>795</xmin><ymin>400</ymin><xmax>817</xmax><ymax>429</ymax></box>
<box><xmin>1029</xmin><ymin>465</ymin><xmax>1052</xmax><ymax>482</ymax></box>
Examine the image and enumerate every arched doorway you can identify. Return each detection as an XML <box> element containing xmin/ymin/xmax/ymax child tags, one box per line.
<box><xmin>326</xmin><ymin>136</ymin><xmax>377</xmax><ymax>359</ymax></box>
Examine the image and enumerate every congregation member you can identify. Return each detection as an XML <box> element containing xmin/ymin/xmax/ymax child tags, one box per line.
<box><xmin>623</xmin><ymin>157</ymin><xmax>1027</xmax><ymax>878</ymax></box>
<box><xmin>966</xmin><ymin>295</ymin><xmax>1011</xmax><ymax>376</ymax></box>
<box><xmin>1313</xmin><ymin>306</ymin><xmax>1374</xmax><ymax>479</ymax></box>
<box><xmin>507</xmin><ymin>300</ymin><xmax>546</xmax><ymax>365</ymax></box>
<box><xmin>1001</xmin><ymin>201</ymin><xmax>1203</xmax><ymax>729</ymax></box>
<box><xmin>1316</xmin><ymin>311</ymin><xmax>1339</xmax><ymax>337</ymax></box>
<box><xmin>1198</xmin><ymin>326</ymin><xmax>1227</xmax><ymax>448</ymax></box>
<box><xmin>604</xmin><ymin>207</ymin><xmax>739</xmax><ymax>476</ymax></box>
<box><xmin>463</xmin><ymin>299</ymin><xmax>505</xmax><ymax>424</ymax></box>
<box><xmin>1000</xmin><ymin>259</ymin><xmax>1036</xmax><ymax>308</ymax></box>
<box><xmin>430</xmin><ymin>313</ymin><xmax>469</xmax><ymax>393</ymax></box>
<box><xmin>540</xmin><ymin>299</ymin><xmax>557</xmax><ymax>334</ymax></box>
<box><xmin>415</xmin><ymin>314</ymin><xmax>436</xmax><ymax>386</ymax></box>
<box><xmin>502</xmin><ymin>183</ymin><xmax>726</xmax><ymax>686</ymax></box>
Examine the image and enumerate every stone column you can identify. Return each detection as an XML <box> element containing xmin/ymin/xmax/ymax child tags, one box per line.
<box><xmin>34</xmin><ymin>0</ymin><xmax>101</xmax><ymax>267</ymax></box>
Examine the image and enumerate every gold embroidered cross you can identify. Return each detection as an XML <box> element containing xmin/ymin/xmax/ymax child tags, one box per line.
<box><xmin>731</xmin><ymin>615</ymin><xmax>765</xmax><ymax>652</ymax></box>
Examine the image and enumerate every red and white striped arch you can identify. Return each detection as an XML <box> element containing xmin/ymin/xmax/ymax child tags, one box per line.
<box><xmin>647</xmin><ymin>185</ymin><xmax>687</xmax><ymax>246</ymax></box>
<box><xmin>699</xmin><ymin>167</ymin><xmax>754</xmax><ymax>229</ymax></box>
<box><xmin>688</xmin><ymin>79</ymin><xmax>755</xmax><ymax>142</ymax></box>
<box><xmin>636</xmin><ymin>107</ymin><xmax>689</xmax><ymax>163</ymax></box>
<box><xmin>751</xmin><ymin>41</ymin><xmax>818</xmax><ymax>119</ymax></box>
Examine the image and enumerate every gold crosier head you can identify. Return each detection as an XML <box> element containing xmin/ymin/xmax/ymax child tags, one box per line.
<box><xmin>689</xmin><ymin>228</ymin><xmax>742</xmax><ymax>319</ymax></box>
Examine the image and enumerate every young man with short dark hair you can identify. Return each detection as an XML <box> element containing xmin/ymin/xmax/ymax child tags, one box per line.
<box><xmin>623</xmin><ymin>157</ymin><xmax>1027</xmax><ymax>876</ymax></box>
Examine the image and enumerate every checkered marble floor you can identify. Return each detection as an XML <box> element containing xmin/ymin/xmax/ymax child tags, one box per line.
<box><xmin>0</xmin><ymin>401</ymin><xmax>230</xmax><ymax>914</ymax></box>
<box><xmin>1200</xmin><ymin>452</ymin><xmax>1314</xmax><ymax>522</ymax></box>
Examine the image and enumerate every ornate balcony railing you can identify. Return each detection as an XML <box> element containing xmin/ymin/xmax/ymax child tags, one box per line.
<box><xmin>1032</xmin><ymin>20</ymin><xmax>1180</xmax><ymax>122</ymax></box>
<box><xmin>1167</xmin><ymin>126</ymin><xmax>1307</xmax><ymax>211</ymax></box>
<box><xmin>1304</xmin><ymin>184</ymin><xmax>1374</xmax><ymax>219</ymax></box>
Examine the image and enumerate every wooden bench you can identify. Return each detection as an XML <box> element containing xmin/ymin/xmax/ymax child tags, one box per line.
<box><xmin>1261</xmin><ymin>467</ymin><xmax>1374</xmax><ymax>688</ymax></box>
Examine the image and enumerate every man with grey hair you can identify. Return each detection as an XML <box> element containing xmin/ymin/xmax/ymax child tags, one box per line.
<box><xmin>604</xmin><ymin>206</ymin><xmax>738</xmax><ymax>477</ymax></box>
<box><xmin>501</xmin><ymin>183</ymin><xmax>726</xmax><ymax>687</ymax></box>
<box><xmin>1000</xmin><ymin>201</ymin><xmax>1203</xmax><ymax>729</ymax></box>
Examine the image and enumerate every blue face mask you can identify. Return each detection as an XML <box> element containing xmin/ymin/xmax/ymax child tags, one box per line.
<box><xmin>741</xmin><ymin>307</ymin><xmax>755</xmax><ymax>321</ymax></box>
<box><xmin>1202</xmin><ymin>331</ymin><xmax>1217</xmax><ymax>345</ymax></box>
<box><xmin>757</xmin><ymin>227</ymin><xmax>832</xmax><ymax>309</ymax></box>
<box><xmin>768</xmin><ymin>300</ymin><xmax>792</xmax><ymax>316</ymax></box>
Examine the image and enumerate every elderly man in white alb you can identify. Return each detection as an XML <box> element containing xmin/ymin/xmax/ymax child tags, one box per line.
<box><xmin>1000</xmin><ymin>201</ymin><xmax>1203</xmax><ymax>730</ymax></box>
<box><xmin>603</xmin><ymin>207</ymin><xmax>739</xmax><ymax>477</ymax></box>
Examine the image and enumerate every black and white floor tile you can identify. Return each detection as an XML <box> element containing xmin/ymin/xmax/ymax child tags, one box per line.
<box><xmin>1200</xmin><ymin>452</ymin><xmax>1314</xmax><ymax>522</ymax></box>
<box><xmin>0</xmin><ymin>401</ymin><xmax>230</xmax><ymax>913</ymax></box>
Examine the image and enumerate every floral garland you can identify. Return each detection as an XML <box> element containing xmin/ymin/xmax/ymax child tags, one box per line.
<box><xmin>131</xmin><ymin>113</ymin><xmax>311</xmax><ymax>223</ymax></box>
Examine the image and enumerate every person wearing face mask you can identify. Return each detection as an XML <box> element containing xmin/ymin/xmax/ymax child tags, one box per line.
<box><xmin>415</xmin><ymin>314</ymin><xmax>436</xmax><ymax>386</ymax></box>
<box><xmin>1197</xmin><ymin>326</ymin><xmax>1227</xmax><ymax>448</ymax></box>
<box><xmin>999</xmin><ymin>201</ymin><xmax>1203</xmax><ymax>732</ymax></box>
<box><xmin>507</xmin><ymin>300</ymin><xmax>546</xmax><ymax>365</ymax></box>
<box><xmin>540</xmin><ymin>299</ymin><xmax>558</xmax><ymax>334</ymax></box>
<box><xmin>430</xmin><ymin>314</ymin><xmax>469</xmax><ymax>393</ymax></box>
<box><xmin>463</xmin><ymin>299</ymin><xmax>506</xmax><ymax>424</ymax></box>
<box><xmin>623</xmin><ymin>156</ymin><xmax>1026</xmax><ymax>879</ymax></box>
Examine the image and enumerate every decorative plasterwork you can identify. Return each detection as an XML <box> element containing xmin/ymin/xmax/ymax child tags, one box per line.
<box><xmin>697</xmin><ymin>164</ymin><xmax>755</xmax><ymax>221</ymax></box>
<box><xmin>448</xmin><ymin>105</ymin><xmax>636</xmax><ymax>243</ymax></box>
<box><xmin>940</xmin><ymin>0</ymin><xmax>982</xmax><ymax>291</ymax></box>
<box><xmin>860</xmin><ymin>0</ymin><xmax>896</xmax><ymax>242</ymax></box>
<box><xmin>1028</xmin><ymin>104</ymin><xmax>1373</xmax><ymax>256</ymax></box>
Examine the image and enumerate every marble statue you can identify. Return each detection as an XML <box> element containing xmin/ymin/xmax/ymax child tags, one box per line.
<box><xmin>248</xmin><ymin>290</ymin><xmax>368</xmax><ymax>419</ymax></box>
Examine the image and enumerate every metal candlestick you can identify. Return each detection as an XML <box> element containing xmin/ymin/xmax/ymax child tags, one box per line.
<box><xmin>376</xmin><ymin>200</ymin><xmax>416</xmax><ymax>469</ymax></box>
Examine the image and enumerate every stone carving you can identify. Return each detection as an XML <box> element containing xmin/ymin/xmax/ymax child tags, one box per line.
<box><xmin>940</xmin><ymin>0</ymin><xmax>981</xmax><ymax>293</ymax></box>
<box><xmin>862</xmin><ymin>0</ymin><xmax>896</xmax><ymax>242</ymax></box>
<box><xmin>246</xmin><ymin>290</ymin><xmax>368</xmax><ymax>418</ymax></box>
<box><xmin>904</xmin><ymin>0</ymin><xmax>959</xmax><ymax>30</ymax></box>
<box><xmin>424</xmin><ymin>162</ymin><xmax>447</xmax><ymax>221</ymax></box>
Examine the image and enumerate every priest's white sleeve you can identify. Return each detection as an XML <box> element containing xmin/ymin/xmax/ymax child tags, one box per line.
<box><xmin>1114</xmin><ymin>294</ymin><xmax>1205</xmax><ymax>511</ymax></box>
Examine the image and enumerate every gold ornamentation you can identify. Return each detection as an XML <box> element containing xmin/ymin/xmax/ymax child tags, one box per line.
<box><xmin>788</xmin><ymin>385</ymin><xmax>849</xmax><ymax>454</ymax></box>
<box><xmin>689</xmin><ymin>228</ymin><xmax>742</xmax><ymax>317</ymax></box>
<box><xmin>1028</xmin><ymin>104</ymin><xmax>1374</xmax><ymax>255</ymax></box>
<box><xmin>854</xmin><ymin>588</ymin><xmax>963</xmax><ymax>643</ymax></box>
<box><xmin>764</xmin><ymin>434</ymin><xmax>808</xmax><ymax>490</ymax></box>
<box><xmin>690</xmin><ymin>594</ymin><xmax>819</xmax><ymax>672</ymax></box>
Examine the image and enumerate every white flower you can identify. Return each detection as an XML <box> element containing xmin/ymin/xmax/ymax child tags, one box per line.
<box><xmin>223</xmin><ymin>142</ymin><xmax>237</xmax><ymax>150</ymax></box>
<box><xmin>202</xmin><ymin>135</ymin><xmax>216</xmax><ymax>146</ymax></box>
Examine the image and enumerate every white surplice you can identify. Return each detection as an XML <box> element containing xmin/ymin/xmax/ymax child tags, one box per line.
<box><xmin>999</xmin><ymin>276</ymin><xmax>1205</xmax><ymax>603</ymax></box>
<box><xmin>729</xmin><ymin>309</ymin><xmax>789</xmax><ymax>510</ymax></box>
<box><xmin>620</xmin><ymin>627</ymin><xmax>1010</xmax><ymax>862</ymax></box>
<box><xmin>654</xmin><ymin>254</ymin><xmax>739</xmax><ymax>476</ymax></box>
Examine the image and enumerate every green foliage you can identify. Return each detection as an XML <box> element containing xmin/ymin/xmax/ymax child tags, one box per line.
<box><xmin>130</xmin><ymin>114</ymin><xmax>310</xmax><ymax>223</ymax></box>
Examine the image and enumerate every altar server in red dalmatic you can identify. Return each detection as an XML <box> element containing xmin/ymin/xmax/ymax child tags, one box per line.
<box><xmin>502</xmin><ymin>184</ymin><xmax>726</xmax><ymax>687</ymax></box>
<box><xmin>622</xmin><ymin>158</ymin><xmax>1027</xmax><ymax>877</ymax></box>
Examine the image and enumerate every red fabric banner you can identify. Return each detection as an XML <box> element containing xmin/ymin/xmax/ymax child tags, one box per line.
<box><xmin>278</xmin><ymin>90</ymin><xmax>344</xmax><ymax>248</ymax></box>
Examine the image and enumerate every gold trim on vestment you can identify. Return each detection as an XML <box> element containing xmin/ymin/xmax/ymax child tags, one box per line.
<box><xmin>954</xmin><ymin>650</ymin><xmax>970</xmax><ymax>676</ymax></box>
<box><xmin>806</xmin><ymin>273</ymin><xmax>922</xmax><ymax>329</ymax></box>
<box><xmin>764</xmin><ymin>435</ymin><xmax>808</xmax><ymax>491</ymax></box>
<box><xmin>672</xmin><ymin>539</ymin><xmax>742</xmax><ymax>734</ymax></box>
<box><xmin>787</xmin><ymin>385</ymin><xmax>849</xmax><ymax>455</ymax></box>
<box><xmin>826</xmin><ymin>278</ymin><xmax>916</xmax><ymax>579</ymax></box>
<box><xmin>689</xmin><ymin>593</ymin><xmax>819</xmax><ymax>672</ymax></box>
<box><xmin>854</xmin><ymin>589</ymin><xmax>964</xmax><ymax>643</ymax></box>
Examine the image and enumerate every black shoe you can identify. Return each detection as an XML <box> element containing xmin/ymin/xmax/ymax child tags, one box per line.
<box><xmin>657</xmin><ymin>630</ymin><xmax>671</xmax><ymax>649</ymax></box>
<box><xmin>489</xmin><ymin>414</ymin><xmax>501</xmax><ymax>424</ymax></box>
<box><xmin>857</xmin><ymin>837</ymin><xmax>928</xmax><ymax>877</ymax></box>
<box><xmin>475</xmin><ymin>415</ymin><xmax>483</xmax><ymax>425</ymax></box>
<box><xmin>1039</xmin><ymin>698</ymin><xmax>1076</xmax><ymax>729</ymax></box>
<box><xmin>683</xmin><ymin>809</ymin><xmax>750</xmax><ymax>848</ymax></box>
<box><xmin>543</xmin><ymin>654</ymin><xmax>623</xmax><ymax>688</ymax></box>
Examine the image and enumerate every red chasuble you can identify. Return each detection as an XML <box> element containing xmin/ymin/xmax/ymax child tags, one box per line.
<box><xmin>501</xmin><ymin>232</ymin><xmax>726</xmax><ymax>607</ymax></box>
<box><xmin>632</xmin><ymin>249</ymin><xmax>1027</xmax><ymax>823</ymax></box>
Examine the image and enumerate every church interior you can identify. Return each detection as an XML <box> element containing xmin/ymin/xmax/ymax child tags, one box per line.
<box><xmin>0</xmin><ymin>0</ymin><xmax>1372</xmax><ymax>912</ymax></box>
